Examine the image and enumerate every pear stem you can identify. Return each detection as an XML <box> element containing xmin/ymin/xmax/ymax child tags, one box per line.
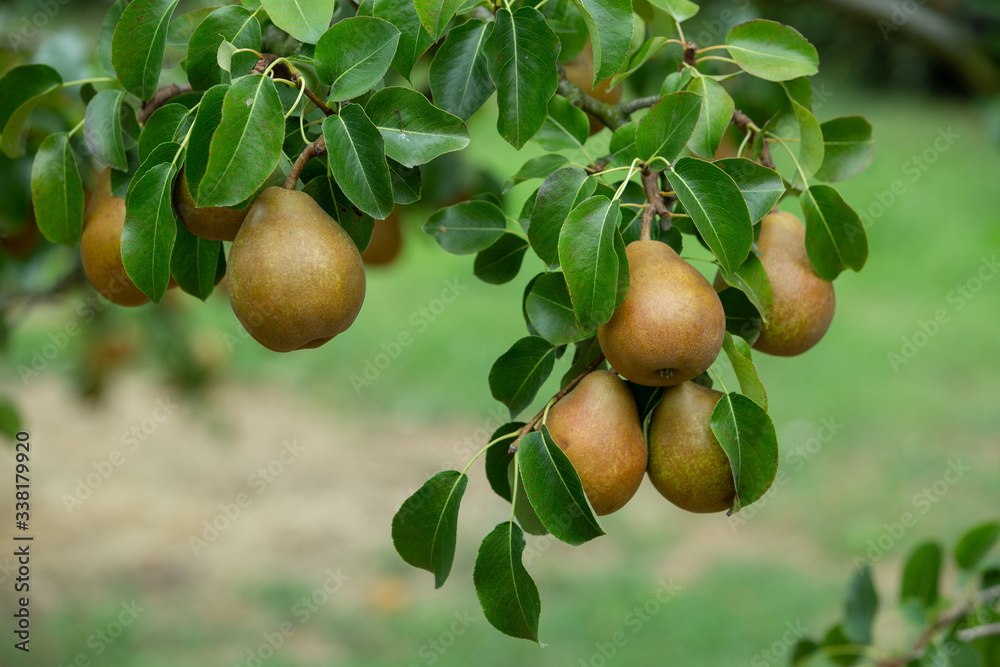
<box><xmin>284</xmin><ymin>135</ymin><xmax>327</xmax><ymax>190</ymax></box>
<box><xmin>639</xmin><ymin>166</ymin><xmax>672</xmax><ymax>238</ymax></box>
<box><xmin>508</xmin><ymin>352</ymin><xmax>606</xmax><ymax>454</ymax></box>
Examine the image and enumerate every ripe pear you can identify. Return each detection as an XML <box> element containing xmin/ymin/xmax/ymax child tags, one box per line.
<box><xmin>563</xmin><ymin>40</ymin><xmax>622</xmax><ymax>135</ymax></box>
<box><xmin>174</xmin><ymin>168</ymin><xmax>249</xmax><ymax>241</ymax></box>
<box><xmin>227</xmin><ymin>187</ymin><xmax>366</xmax><ymax>352</ymax></box>
<box><xmin>647</xmin><ymin>381</ymin><xmax>736</xmax><ymax>514</ymax></box>
<box><xmin>80</xmin><ymin>168</ymin><xmax>151</xmax><ymax>307</ymax></box>
<box><xmin>545</xmin><ymin>370</ymin><xmax>647</xmax><ymax>516</ymax></box>
<box><xmin>361</xmin><ymin>211</ymin><xmax>402</xmax><ymax>266</ymax></box>
<box><xmin>749</xmin><ymin>211</ymin><xmax>835</xmax><ymax>356</ymax></box>
<box><xmin>598</xmin><ymin>241</ymin><xmax>725</xmax><ymax>387</ymax></box>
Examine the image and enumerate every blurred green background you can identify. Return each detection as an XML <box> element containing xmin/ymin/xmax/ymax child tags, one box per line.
<box><xmin>1</xmin><ymin>1</ymin><xmax>999</xmax><ymax>666</ymax></box>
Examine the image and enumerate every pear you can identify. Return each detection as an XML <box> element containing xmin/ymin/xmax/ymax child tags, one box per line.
<box><xmin>563</xmin><ymin>40</ymin><xmax>622</xmax><ymax>135</ymax></box>
<box><xmin>748</xmin><ymin>211</ymin><xmax>835</xmax><ymax>356</ymax></box>
<box><xmin>80</xmin><ymin>168</ymin><xmax>151</xmax><ymax>307</ymax></box>
<box><xmin>598</xmin><ymin>241</ymin><xmax>725</xmax><ymax>387</ymax></box>
<box><xmin>361</xmin><ymin>211</ymin><xmax>402</xmax><ymax>266</ymax></box>
<box><xmin>227</xmin><ymin>187</ymin><xmax>366</xmax><ymax>352</ymax></box>
<box><xmin>545</xmin><ymin>370</ymin><xmax>647</xmax><ymax>515</ymax></box>
<box><xmin>647</xmin><ymin>381</ymin><xmax>736</xmax><ymax>514</ymax></box>
<box><xmin>174</xmin><ymin>168</ymin><xmax>250</xmax><ymax>241</ymax></box>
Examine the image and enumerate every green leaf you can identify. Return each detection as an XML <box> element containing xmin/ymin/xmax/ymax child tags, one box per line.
<box><xmin>323</xmin><ymin>104</ymin><xmax>395</xmax><ymax>220</ymax></box>
<box><xmin>301</xmin><ymin>174</ymin><xmax>376</xmax><ymax>252</ymax></box>
<box><xmin>414</xmin><ymin>0</ymin><xmax>462</xmax><ymax>41</ymax></box>
<box><xmin>569</xmin><ymin>0</ymin><xmax>632</xmax><ymax>84</ymax></box>
<box><xmin>781</xmin><ymin>83</ymin><xmax>825</xmax><ymax>181</ymax></box>
<box><xmin>901</xmin><ymin>541</ymin><xmax>942</xmax><ymax>608</ymax></box>
<box><xmin>314</xmin><ymin>17</ymin><xmax>401</xmax><ymax>102</ymax></box>
<box><xmin>30</xmin><ymin>133</ymin><xmax>85</xmax><ymax>247</ymax></box>
<box><xmin>365</xmin><ymin>87</ymin><xmax>470</xmax><ymax>167</ymax></box>
<box><xmin>0</xmin><ymin>399</ymin><xmax>23</xmax><ymax>442</ymax></box>
<box><xmin>635</xmin><ymin>92</ymin><xmax>702</xmax><ymax>166</ymax></box>
<box><xmin>610</xmin><ymin>37</ymin><xmax>670</xmax><ymax>88</ymax></box>
<box><xmin>607</xmin><ymin>121</ymin><xmax>639</xmax><ymax>169</ymax></box>
<box><xmin>613</xmin><ymin>226</ymin><xmax>630</xmax><ymax>308</ymax></box>
<box><xmin>525</xmin><ymin>272</ymin><xmax>589</xmax><ymax>346</ymax></box>
<box><xmin>475</xmin><ymin>233</ymin><xmax>530</xmax><ymax>285</ymax></box>
<box><xmin>534</xmin><ymin>95</ymin><xmax>589</xmax><ymax>152</ymax></box>
<box><xmin>186</xmin><ymin>5</ymin><xmax>262</xmax><ymax>90</ymax></box>
<box><xmin>260</xmin><ymin>0</ymin><xmax>335</xmax><ymax>44</ymax></box>
<box><xmin>558</xmin><ymin>195</ymin><xmax>621</xmax><ymax>331</ymax></box>
<box><xmin>687</xmin><ymin>78</ymin><xmax>734</xmax><ymax>160</ymax></box>
<box><xmin>112</xmin><ymin>0</ymin><xmax>181</xmax><ymax>100</ymax></box>
<box><xmin>725</xmin><ymin>20</ymin><xmax>819</xmax><ymax>82</ymax></box>
<box><xmin>719</xmin><ymin>251</ymin><xmax>772</xmax><ymax>325</ymax></box>
<box><xmin>710</xmin><ymin>392</ymin><xmax>778</xmax><ymax>512</ymax></box>
<box><xmin>484</xmin><ymin>8</ymin><xmax>560</xmax><ymax>150</ymax></box>
<box><xmin>489</xmin><ymin>336</ymin><xmax>557</xmax><ymax>418</ymax></box>
<box><xmin>668</xmin><ymin>157</ymin><xmax>752</xmax><ymax>275</ymax></box>
<box><xmin>815</xmin><ymin>116</ymin><xmax>875</xmax><ymax>183</ymax></box>
<box><xmin>510</xmin><ymin>461</ymin><xmax>549</xmax><ymax>536</ymax></box>
<box><xmin>504</xmin><ymin>154</ymin><xmax>568</xmax><ymax>192</ymax></box>
<box><xmin>518</xmin><ymin>427</ymin><xmax>605</xmax><ymax>545</ymax></box>
<box><xmin>713</xmin><ymin>158</ymin><xmax>784</xmax><ymax>224</ymax></box>
<box><xmin>164</xmin><ymin>7</ymin><xmax>216</xmax><ymax>69</ymax></box>
<box><xmin>718</xmin><ymin>287</ymin><xmax>763</xmax><ymax>345</ymax></box>
<box><xmin>387</xmin><ymin>158</ymin><xmax>422</xmax><ymax>204</ymax></box>
<box><xmin>99</xmin><ymin>0</ymin><xmax>129</xmax><ymax>77</ymax></box>
<box><xmin>0</xmin><ymin>64</ymin><xmax>63</xmax><ymax>159</ymax></box>
<box><xmin>392</xmin><ymin>470</ymin><xmax>469</xmax><ymax>588</ymax></box>
<box><xmin>84</xmin><ymin>90</ymin><xmax>130</xmax><ymax>172</ymax></box>
<box><xmin>122</xmin><ymin>162</ymin><xmax>180</xmax><ymax>303</ymax></box>
<box><xmin>956</xmin><ymin>522</ymin><xmax>1000</xmax><ymax>571</ymax></box>
<box><xmin>791</xmin><ymin>639</ymin><xmax>822</xmax><ymax>666</ymax></box>
<box><xmin>485</xmin><ymin>422</ymin><xmax>524</xmax><ymax>502</ymax></box>
<box><xmin>822</xmin><ymin>625</ymin><xmax>857</xmax><ymax>667</ymax></box>
<box><xmin>196</xmin><ymin>74</ymin><xmax>284</xmax><ymax>208</ymax></box>
<box><xmin>138</xmin><ymin>103</ymin><xmax>192</xmax><ymax>163</ymax></box>
<box><xmin>428</xmin><ymin>19</ymin><xmax>495</xmax><ymax>122</ymax></box>
<box><xmin>473</xmin><ymin>522</ymin><xmax>541</xmax><ymax>642</ymax></box>
<box><xmin>170</xmin><ymin>223</ymin><xmax>222</xmax><ymax>300</ymax></box>
<box><xmin>184</xmin><ymin>84</ymin><xmax>229</xmax><ymax>205</ymax></box>
<box><xmin>374</xmin><ymin>0</ymin><xmax>434</xmax><ymax>80</ymax></box>
<box><xmin>720</xmin><ymin>333</ymin><xmax>767</xmax><ymax>410</ymax></box>
<box><xmin>799</xmin><ymin>185</ymin><xmax>869</xmax><ymax>280</ymax></box>
<box><xmin>842</xmin><ymin>565</ymin><xmax>878</xmax><ymax>646</ymax></box>
<box><xmin>423</xmin><ymin>200</ymin><xmax>506</xmax><ymax>254</ymax></box>
<box><xmin>647</xmin><ymin>0</ymin><xmax>698</xmax><ymax>21</ymax></box>
<box><xmin>528</xmin><ymin>167</ymin><xmax>596</xmax><ymax>268</ymax></box>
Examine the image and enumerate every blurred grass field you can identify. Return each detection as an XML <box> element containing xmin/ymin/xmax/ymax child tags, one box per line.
<box><xmin>2</xmin><ymin>72</ymin><xmax>1000</xmax><ymax>667</ymax></box>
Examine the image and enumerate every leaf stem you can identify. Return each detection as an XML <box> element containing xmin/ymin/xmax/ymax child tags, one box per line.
<box><xmin>66</xmin><ymin>118</ymin><xmax>85</xmax><ymax>139</ymax></box>
<box><xmin>695</xmin><ymin>44</ymin><xmax>729</xmax><ymax>54</ymax></box>
<box><xmin>765</xmin><ymin>132</ymin><xmax>810</xmax><ymax>188</ymax></box>
<box><xmin>695</xmin><ymin>55</ymin><xmax>739</xmax><ymax>66</ymax></box>
<box><xmin>612</xmin><ymin>159</ymin><xmax>641</xmax><ymax>201</ymax></box>
<box><xmin>708</xmin><ymin>367</ymin><xmax>730</xmax><ymax>395</ymax></box>
<box><xmin>461</xmin><ymin>432</ymin><xmax>519</xmax><ymax>476</ymax></box>
<box><xmin>284</xmin><ymin>135</ymin><xmax>328</xmax><ymax>190</ymax></box>
<box><xmin>283</xmin><ymin>77</ymin><xmax>309</xmax><ymax>121</ymax></box>
<box><xmin>508</xmin><ymin>352</ymin><xmax>606</xmax><ymax>453</ymax></box>
<box><xmin>60</xmin><ymin>77</ymin><xmax>116</xmax><ymax>88</ymax></box>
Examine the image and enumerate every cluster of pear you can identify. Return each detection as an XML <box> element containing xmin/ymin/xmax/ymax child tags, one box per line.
<box><xmin>79</xmin><ymin>168</ymin><xmax>374</xmax><ymax>352</ymax></box>
<box><xmin>545</xmin><ymin>215</ymin><xmax>835</xmax><ymax>516</ymax></box>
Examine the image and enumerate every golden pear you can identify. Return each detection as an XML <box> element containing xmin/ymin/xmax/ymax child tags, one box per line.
<box><xmin>361</xmin><ymin>211</ymin><xmax>402</xmax><ymax>266</ymax></box>
<box><xmin>227</xmin><ymin>187</ymin><xmax>366</xmax><ymax>352</ymax></box>
<box><xmin>563</xmin><ymin>40</ymin><xmax>622</xmax><ymax>135</ymax></box>
<box><xmin>174</xmin><ymin>168</ymin><xmax>250</xmax><ymax>241</ymax></box>
<box><xmin>545</xmin><ymin>370</ymin><xmax>647</xmax><ymax>515</ymax></box>
<box><xmin>80</xmin><ymin>168</ymin><xmax>151</xmax><ymax>307</ymax></box>
<box><xmin>751</xmin><ymin>211</ymin><xmax>835</xmax><ymax>356</ymax></box>
<box><xmin>647</xmin><ymin>381</ymin><xmax>736</xmax><ymax>514</ymax></box>
<box><xmin>598</xmin><ymin>241</ymin><xmax>725</xmax><ymax>387</ymax></box>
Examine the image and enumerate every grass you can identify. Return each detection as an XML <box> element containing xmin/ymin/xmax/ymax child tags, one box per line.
<box><xmin>3</xmin><ymin>87</ymin><xmax>999</xmax><ymax>667</ymax></box>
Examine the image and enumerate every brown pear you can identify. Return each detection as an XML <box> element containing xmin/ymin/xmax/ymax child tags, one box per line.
<box><xmin>80</xmin><ymin>168</ymin><xmax>151</xmax><ymax>307</ymax></box>
<box><xmin>647</xmin><ymin>381</ymin><xmax>736</xmax><ymax>514</ymax></box>
<box><xmin>598</xmin><ymin>241</ymin><xmax>726</xmax><ymax>387</ymax></box>
<box><xmin>545</xmin><ymin>370</ymin><xmax>647</xmax><ymax>515</ymax></box>
<box><xmin>751</xmin><ymin>211</ymin><xmax>835</xmax><ymax>356</ymax></box>
<box><xmin>227</xmin><ymin>187</ymin><xmax>366</xmax><ymax>352</ymax></box>
<box><xmin>174</xmin><ymin>168</ymin><xmax>250</xmax><ymax>241</ymax></box>
<box><xmin>563</xmin><ymin>40</ymin><xmax>622</xmax><ymax>135</ymax></box>
<box><xmin>361</xmin><ymin>211</ymin><xmax>402</xmax><ymax>266</ymax></box>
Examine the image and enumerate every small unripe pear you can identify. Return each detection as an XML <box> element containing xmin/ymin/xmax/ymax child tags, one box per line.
<box><xmin>647</xmin><ymin>381</ymin><xmax>735</xmax><ymax>514</ymax></box>
<box><xmin>227</xmin><ymin>187</ymin><xmax>366</xmax><ymax>352</ymax></box>
<box><xmin>599</xmin><ymin>241</ymin><xmax>725</xmax><ymax>387</ymax></box>
<box><xmin>361</xmin><ymin>211</ymin><xmax>402</xmax><ymax>266</ymax></box>
<box><xmin>80</xmin><ymin>168</ymin><xmax>151</xmax><ymax>307</ymax></box>
<box><xmin>174</xmin><ymin>168</ymin><xmax>249</xmax><ymax>241</ymax></box>
<box><xmin>545</xmin><ymin>370</ymin><xmax>647</xmax><ymax>515</ymax></box>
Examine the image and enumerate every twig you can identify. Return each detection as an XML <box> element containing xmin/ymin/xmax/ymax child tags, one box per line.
<box><xmin>284</xmin><ymin>135</ymin><xmax>327</xmax><ymax>190</ymax></box>
<box><xmin>956</xmin><ymin>623</ymin><xmax>1000</xmax><ymax>642</ymax></box>
<box><xmin>137</xmin><ymin>84</ymin><xmax>193</xmax><ymax>124</ymax></box>
<box><xmin>508</xmin><ymin>353</ymin><xmax>606</xmax><ymax>453</ymax></box>
<box><xmin>732</xmin><ymin>109</ymin><xmax>775</xmax><ymax>170</ymax></box>
<box><xmin>556</xmin><ymin>64</ymin><xmax>659</xmax><ymax>132</ymax></box>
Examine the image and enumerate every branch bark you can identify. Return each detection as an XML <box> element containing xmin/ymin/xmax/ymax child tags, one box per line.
<box><xmin>137</xmin><ymin>84</ymin><xmax>192</xmax><ymax>124</ymax></box>
<box><xmin>556</xmin><ymin>64</ymin><xmax>659</xmax><ymax>132</ymax></box>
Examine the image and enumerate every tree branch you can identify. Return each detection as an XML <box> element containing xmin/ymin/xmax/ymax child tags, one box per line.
<box><xmin>556</xmin><ymin>64</ymin><xmax>659</xmax><ymax>132</ymax></box>
<box><xmin>508</xmin><ymin>353</ymin><xmax>606</xmax><ymax>453</ymax></box>
<box><xmin>137</xmin><ymin>84</ymin><xmax>193</xmax><ymax>124</ymax></box>
<box><xmin>284</xmin><ymin>135</ymin><xmax>327</xmax><ymax>190</ymax></box>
